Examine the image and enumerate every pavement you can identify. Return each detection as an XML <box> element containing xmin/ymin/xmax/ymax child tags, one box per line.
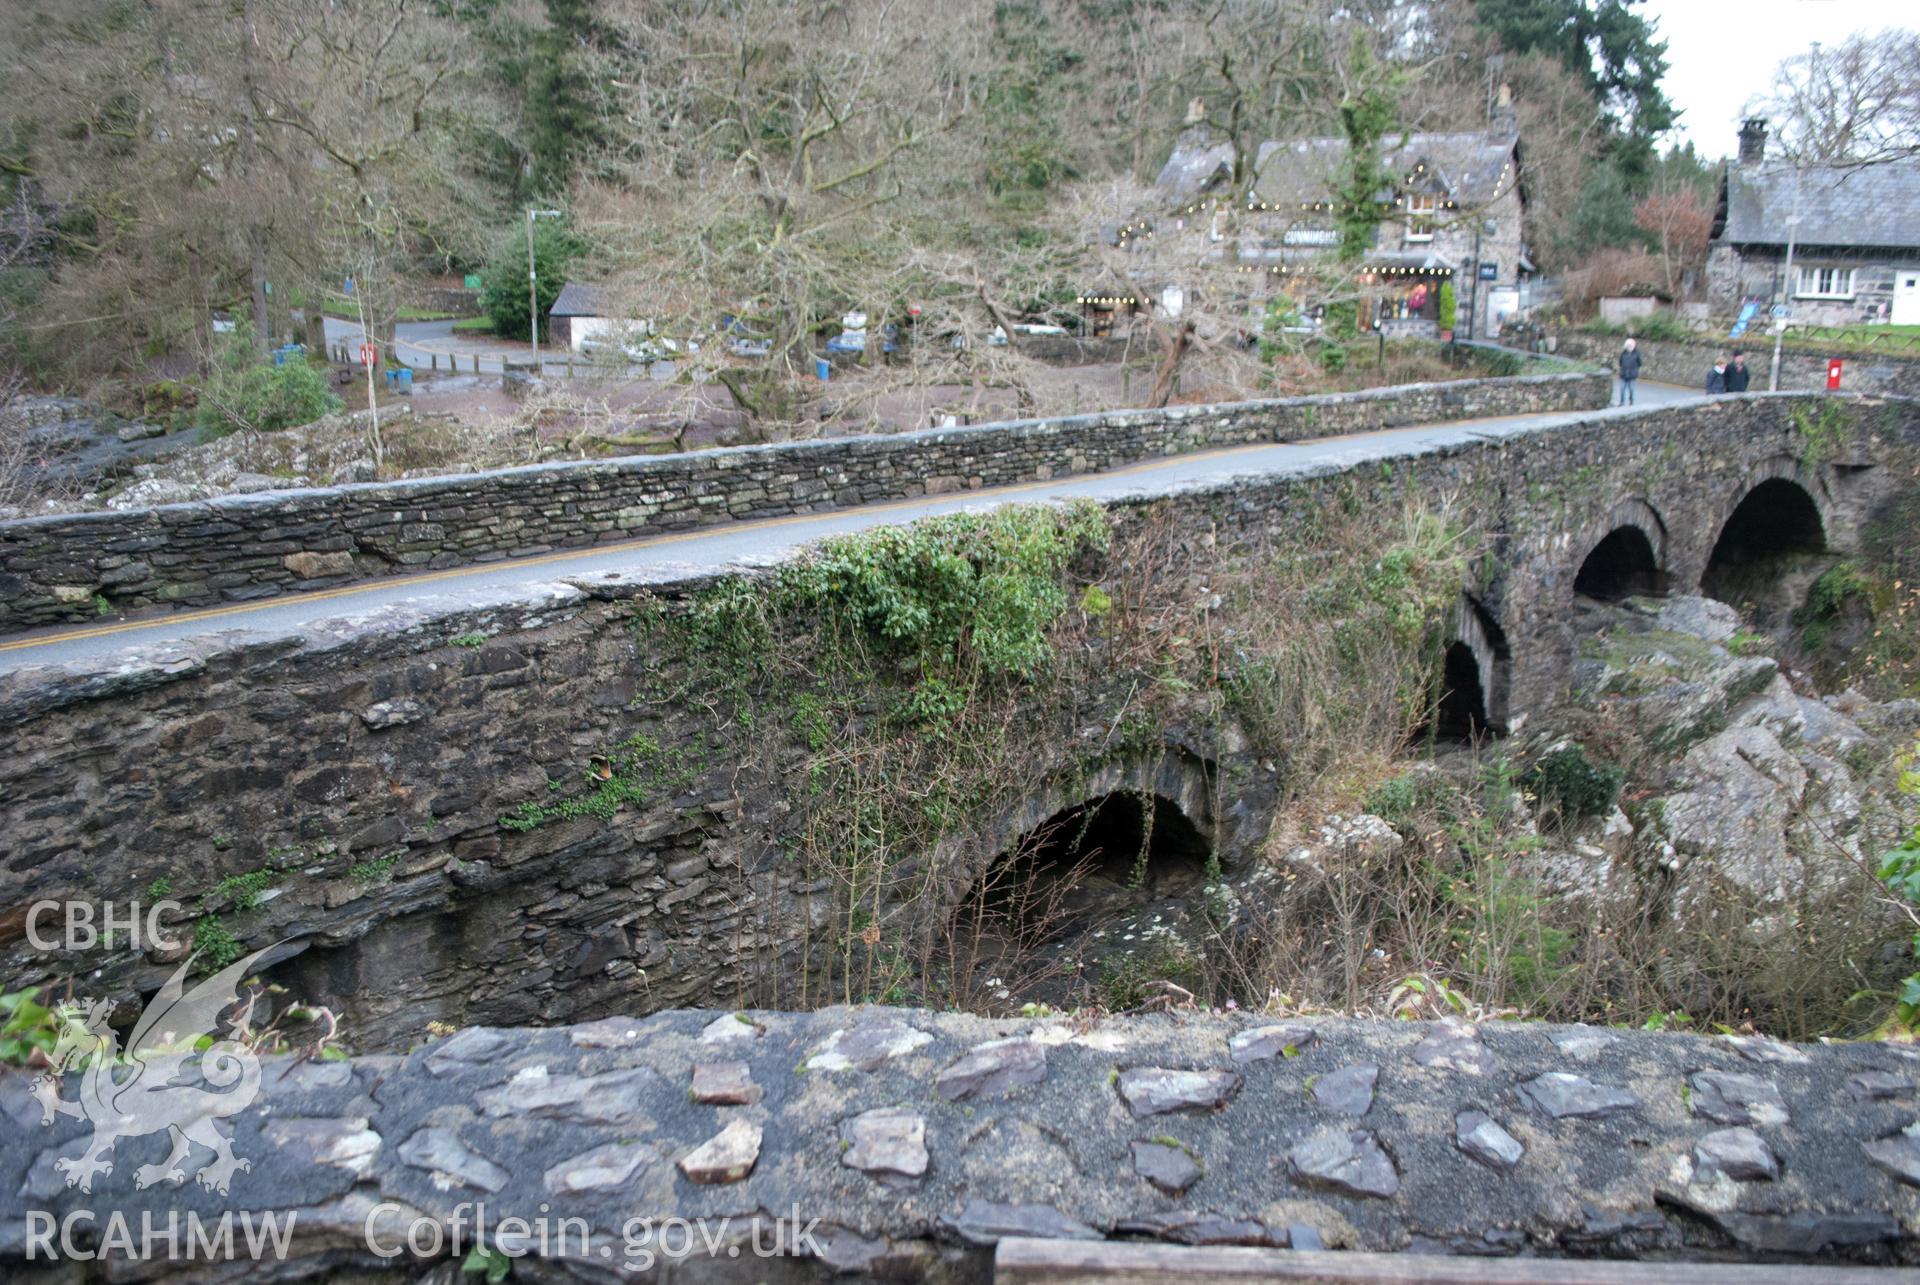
<box><xmin>0</xmin><ymin>381</ymin><xmax>1695</xmax><ymax>673</ymax></box>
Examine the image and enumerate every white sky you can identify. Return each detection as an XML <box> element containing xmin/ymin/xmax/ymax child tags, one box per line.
<box><xmin>1641</xmin><ymin>0</ymin><xmax>1904</xmax><ymax>157</ymax></box>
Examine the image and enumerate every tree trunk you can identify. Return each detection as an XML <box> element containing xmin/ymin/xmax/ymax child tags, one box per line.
<box><xmin>240</xmin><ymin>0</ymin><xmax>270</xmax><ymax>355</ymax></box>
<box><xmin>1147</xmin><ymin>320</ymin><xmax>1195</xmax><ymax>408</ymax></box>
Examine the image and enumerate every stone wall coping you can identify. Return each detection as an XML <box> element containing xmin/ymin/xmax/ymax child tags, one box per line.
<box><xmin>5</xmin><ymin>1006</ymin><xmax>1916</xmax><ymax>1271</ymax></box>
<box><xmin>0</xmin><ymin>370</ymin><xmax>1600</xmax><ymax>536</ymax></box>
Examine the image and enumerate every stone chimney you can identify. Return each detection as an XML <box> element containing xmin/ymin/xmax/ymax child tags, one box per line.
<box><xmin>1489</xmin><ymin>82</ymin><xmax>1518</xmax><ymax>141</ymax></box>
<box><xmin>1738</xmin><ymin>118</ymin><xmax>1769</xmax><ymax>166</ymax></box>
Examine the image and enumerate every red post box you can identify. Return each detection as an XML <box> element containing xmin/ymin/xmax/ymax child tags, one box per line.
<box><xmin>1827</xmin><ymin>359</ymin><xmax>1843</xmax><ymax>390</ymax></box>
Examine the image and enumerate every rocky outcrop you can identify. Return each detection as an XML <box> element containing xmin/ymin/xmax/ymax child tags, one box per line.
<box><xmin>1569</xmin><ymin>595</ymin><xmax>1917</xmax><ymax>922</ymax></box>
<box><xmin>4</xmin><ymin>1007</ymin><xmax>1918</xmax><ymax>1280</ymax></box>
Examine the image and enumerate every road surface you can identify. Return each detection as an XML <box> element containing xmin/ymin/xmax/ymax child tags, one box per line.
<box><xmin>320</xmin><ymin>316</ymin><xmax>665</xmax><ymax>378</ymax></box>
<box><xmin>0</xmin><ymin>382</ymin><xmax>1695</xmax><ymax>673</ymax></box>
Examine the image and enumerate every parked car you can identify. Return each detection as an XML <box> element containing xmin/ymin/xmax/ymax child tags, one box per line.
<box><xmin>729</xmin><ymin>336</ymin><xmax>772</xmax><ymax>358</ymax></box>
<box><xmin>825</xmin><ymin>323</ymin><xmax>899</xmax><ymax>355</ymax></box>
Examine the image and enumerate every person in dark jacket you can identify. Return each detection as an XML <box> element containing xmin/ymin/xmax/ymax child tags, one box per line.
<box><xmin>1725</xmin><ymin>350</ymin><xmax>1751</xmax><ymax>392</ymax></box>
<box><xmin>1617</xmin><ymin>338</ymin><xmax>1641</xmax><ymax>405</ymax></box>
<box><xmin>1706</xmin><ymin>359</ymin><xmax>1728</xmax><ymax>394</ymax></box>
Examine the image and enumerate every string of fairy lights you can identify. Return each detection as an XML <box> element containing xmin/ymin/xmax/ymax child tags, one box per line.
<box><xmin>1114</xmin><ymin>156</ymin><xmax>1515</xmax><ymax>251</ymax></box>
<box><xmin>1081</xmin><ymin>153</ymin><xmax>1514</xmax><ymax>308</ymax></box>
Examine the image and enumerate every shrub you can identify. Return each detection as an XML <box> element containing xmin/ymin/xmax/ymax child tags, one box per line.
<box><xmin>480</xmin><ymin>218</ymin><xmax>585</xmax><ymax>341</ymax></box>
<box><xmin>1436</xmin><ymin>279</ymin><xmax>1456</xmax><ymax>333</ymax></box>
<box><xmin>196</xmin><ymin>333</ymin><xmax>341</xmax><ymax>437</ymax></box>
<box><xmin>1526</xmin><ymin>745</ymin><xmax>1622</xmax><ymax>823</ymax></box>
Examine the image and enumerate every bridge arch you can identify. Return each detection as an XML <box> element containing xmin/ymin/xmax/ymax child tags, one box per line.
<box><xmin>1574</xmin><ymin>497</ymin><xmax>1669</xmax><ymax>602</ymax></box>
<box><xmin>1700</xmin><ymin>459</ymin><xmax>1831</xmax><ymax>608</ymax></box>
<box><xmin>1437</xmin><ymin>594</ymin><xmax>1510</xmax><ymax>739</ymax></box>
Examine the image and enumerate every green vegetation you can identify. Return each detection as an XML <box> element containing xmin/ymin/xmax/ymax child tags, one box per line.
<box><xmin>1526</xmin><ymin>745</ymin><xmax>1623</xmax><ymax>824</ymax></box>
<box><xmin>350</xmin><ymin>856</ymin><xmax>398</xmax><ymax>885</ymax></box>
<box><xmin>480</xmin><ymin>218</ymin><xmax>584</xmax><ymax>343</ymax></box>
<box><xmin>1795</xmin><ymin>400</ymin><xmax>1853</xmax><ymax>470</ymax></box>
<box><xmin>196</xmin><ymin>333</ymin><xmax>343</xmax><ymax>439</ymax></box>
<box><xmin>1877</xmin><ymin>741</ymin><xmax>1920</xmax><ymax>1029</ymax></box>
<box><xmin>212</xmin><ymin>869</ymin><xmax>277</xmax><ymax>910</ymax></box>
<box><xmin>0</xmin><ymin>989</ymin><xmax>65</xmax><ymax>1066</ymax></box>
<box><xmin>192</xmin><ymin>915</ymin><xmax>243</xmax><ymax>972</ymax></box>
<box><xmin>452</xmin><ymin>631</ymin><xmax>489</xmax><ymax>648</ymax></box>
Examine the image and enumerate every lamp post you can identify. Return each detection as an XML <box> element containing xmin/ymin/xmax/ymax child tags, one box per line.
<box><xmin>526</xmin><ymin>208</ymin><xmax>563</xmax><ymax>374</ymax></box>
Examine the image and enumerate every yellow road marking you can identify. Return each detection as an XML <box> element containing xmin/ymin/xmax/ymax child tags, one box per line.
<box><xmin>0</xmin><ymin>404</ymin><xmax>1583</xmax><ymax>656</ymax></box>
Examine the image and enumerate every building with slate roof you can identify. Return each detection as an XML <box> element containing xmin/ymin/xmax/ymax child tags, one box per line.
<box><xmin>1708</xmin><ymin>120</ymin><xmax>1920</xmax><ymax>327</ymax></box>
<box><xmin>1111</xmin><ymin>96</ymin><xmax>1529</xmax><ymax>341</ymax></box>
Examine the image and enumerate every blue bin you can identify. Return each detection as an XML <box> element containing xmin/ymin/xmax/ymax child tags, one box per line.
<box><xmin>396</xmin><ymin>368</ymin><xmax>413</xmax><ymax>394</ymax></box>
<box><xmin>815</xmin><ymin>357</ymin><xmax>831</xmax><ymax>382</ymax></box>
<box><xmin>385</xmin><ymin>368</ymin><xmax>399</xmax><ymax>389</ymax></box>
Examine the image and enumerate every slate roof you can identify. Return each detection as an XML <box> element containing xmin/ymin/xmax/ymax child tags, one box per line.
<box><xmin>548</xmin><ymin>282</ymin><xmax>616</xmax><ymax>318</ymax></box>
<box><xmin>1715</xmin><ymin>159</ymin><xmax>1920</xmax><ymax>250</ymax></box>
<box><xmin>1154</xmin><ymin>125</ymin><xmax>1521</xmax><ymax>210</ymax></box>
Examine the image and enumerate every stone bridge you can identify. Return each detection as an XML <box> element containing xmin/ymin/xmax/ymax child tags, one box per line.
<box><xmin>3</xmin><ymin>389</ymin><xmax>1919</xmax><ymax>1276</ymax></box>
<box><xmin>6</xmin><ymin>1008</ymin><xmax>1920</xmax><ymax>1278</ymax></box>
<box><xmin>0</xmin><ymin>392</ymin><xmax>1913</xmax><ymax>1044</ymax></box>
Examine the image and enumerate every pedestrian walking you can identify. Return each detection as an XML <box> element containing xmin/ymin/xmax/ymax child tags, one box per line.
<box><xmin>1707</xmin><ymin>358</ymin><xmax>1728</xmax><ymax>394</ymax></box>
<box><xmin>1617</xmin><ymin>337</ymin><xmax>1641</xmax><ymax>406</ymax></box>
<box><xmin>1725</xmin><ymin>350</ymin><xmax>1751</xmax><ymax>392</ymax></box>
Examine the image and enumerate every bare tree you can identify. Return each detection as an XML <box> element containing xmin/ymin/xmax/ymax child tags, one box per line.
<box><xmin>1747</xmin><ymin>30</ymin><xmax>1920</xmax><ymax>168</ymax></box>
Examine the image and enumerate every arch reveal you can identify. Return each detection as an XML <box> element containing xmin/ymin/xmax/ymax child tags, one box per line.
<box><xmin>1701</xmin><ymin>477</ymin><xmax>1827</xmax><ymax>608</ymax></box>
<box><xmin>1575</xmin><ymin>525</ymin><xmax>1665</xmax><ymax>601</ymax></box>
<box><xmin>1439</xmin><ymin>594</ymin><xmax>1510</xmax><ymax>738</ymax></box>
<box><xmin>950</xmin><ymin>790</ymin><xmax>1211</xmax><ymax>995</ymax></box>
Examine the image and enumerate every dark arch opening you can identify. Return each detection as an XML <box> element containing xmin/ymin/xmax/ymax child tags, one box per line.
<box><xmin>1575</xmin><ymin>525</ymin><xmax>1664</xmax><ymax>601</ymax></box>
<box><xmin>1701</xmin><ymin>478</ymin><xmax>1826</xmax><ymax>606</ymax></box>
<box><xmin>1433</xmin><ymin>640</ymin><xmax>1490</xmax><ymax>742</ymax></box>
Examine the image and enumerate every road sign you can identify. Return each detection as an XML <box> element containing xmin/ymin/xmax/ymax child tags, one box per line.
<box><xmin>1770</xmin><ymin>304</ymin><xmax>1791</xmax><ymax>321</ymax></box>
<box><xmin>358</xmin><ymin>343</ymin><xmax>377</xmax><ymax>368</ymax></box>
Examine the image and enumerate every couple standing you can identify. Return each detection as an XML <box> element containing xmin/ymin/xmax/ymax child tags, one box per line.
<box><xmin>1615</xmin><ymin>338</ymin><xmax>1752</xmax><ymax>404</ymax></box>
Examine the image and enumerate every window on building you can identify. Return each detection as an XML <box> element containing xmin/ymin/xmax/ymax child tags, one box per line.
<box><xmin>1406</xmin><ymin>193</ymin><xmax>1437</xmax><ymax>242</ymax></box>
<box><xmin>1795</xmin><ymin>266</ymin><xmax>1854</xmax><ymax>299</ymax></box>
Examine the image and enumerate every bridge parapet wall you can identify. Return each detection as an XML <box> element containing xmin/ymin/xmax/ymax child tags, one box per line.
<box><xmin>5</xmin><ymin>1007</ymin><xmax>1917</xmax><ymax>1276</ymax></box>
<box><xmin>0</xmin><ymin>371</ymin><xmax>1606</xmax><ymax>632</ymax></box>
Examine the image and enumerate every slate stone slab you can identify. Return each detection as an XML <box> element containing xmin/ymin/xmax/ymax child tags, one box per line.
<box><xmin>396</xmin><ymin>1127</ymin><xmax>508</xmax><ymax>1194</ymax></box>
<box><xmin>806</xmin><ymin>1020</ymin><xmax>933</xmax><ymax>1072</ymax></box>
<box><xmin>1863</xmin><ymin>1123</ymin><xmax>1920</xmax><ymax>1186</ymax></box>
<box><xmin>691</xmin><ymin>1060</ymin><xmax>762</xmax><ymax>1106</ymax></box>
<box><xmin>679</xmin><ymin>1119</ymin><xmax>762</xmax><ymax>1185</ymax></box>
<box><xmin>1847</xmin><ymin>1070</ymin><xmax>1912</xmax><ymax>1102</ymax></box>
<box><xmin>1312</xmin><ymin>1063</ymin><xmax>1378</xmax><ymax>1116</ymax></box>
<box><xmin>1690</xmin><ymin>1071</ymin><xmax>1789</xmax><ymax>1126</ymax></box>
<box><xmin>1130</xmin><ymin>1139</ymin><xmax>1202</xmax><ymax>1193</ymax></box>
<box><xmin>935</xmin><ymin>1037</ymin><xmax>1046</xmax><ymax>1101</ymax></box>
<box><xmin>1695</xmin><ymin>1126</ymin><xmax>1778</xmax><ymax>1182</ymax></box>
<box><xmin>1722</xmin><ymin>1034</ymin><xmax>1811</xmax><ymax>1065</ymax></box>
<box><xmin>1455</xmin><ymin>1110</ymin><xmax>1524</xmax><ymax>1169</ymax></box>
<box><xmin>1227</xmin><ymin>1022</ymin><xmax>1317</xmax><ymax>1063</ymax></box>
<box><xmin>478</xmin><ymin>1066</ymin><xmax>663</xmax><ymax>1126</ymax></box>
<box><xmin>1413</xmin><ymin>1021</ymin><xmax>1498</xmax><ymax>1077</ymax></box>
<box><xmin>1288</xmin><ymin>1128</ymin><xmax>1400</xmax><ymax>1198</ymax></box>
<box><xmin>1516</xmin><ymin>1072</ymin><xmax>1640</xmax><ymax>1119</ymax></box>
<box><xmin>1116</xmin><ymin>1067</ymin><xmax>1242</xmax><ymax>1116</ymax></box>
<box><xmin>1116</xmin><ymin>1211</ymin><xmax>1283</xmax><ymax>1246</ymax></box>
<box><xmin>544</xmin><ymin>1141</ymin><xmax>650</xmax><ymax>1195</ymax></box>
<box><xmin>946</xmin><ymin>1201</ymin><xmax>1101</xmax><ymax>1246</ymax></box>
<box><xmin>699</xmin><ymin>1012</ymin><xmax>763</xmax><ymax>1046</ymax></box>
<box><xmin>841</xmin><ymin>1107</ymin><xmax>928</xmax><ymax>1182</ymax></box>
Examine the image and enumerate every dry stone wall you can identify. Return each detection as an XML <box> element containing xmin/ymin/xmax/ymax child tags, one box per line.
<box><xmin>5</xmin><ymin>1008</ymin><xmax>1920</xmax><ymax>1279</ymax></box>
<box><xmin>0</xmin><ymin>371</ymin><xmax>1606</xmax><ymax>631</ymax></box>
